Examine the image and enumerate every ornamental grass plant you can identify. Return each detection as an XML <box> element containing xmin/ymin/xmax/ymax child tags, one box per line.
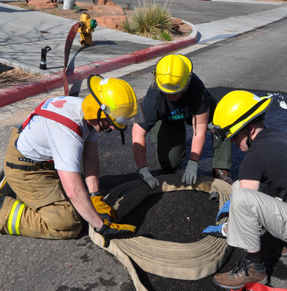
<box><xmin>123</xmin><ymin>0</ymin><xmax>174</xmax><ymax>41</ymax></box>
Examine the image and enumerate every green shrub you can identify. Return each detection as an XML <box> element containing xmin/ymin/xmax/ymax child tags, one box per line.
<box><xmin>123</xmin><ymin>0</ymin><xmax>174</xmax><ymax>41</ymax></box>
<box><xmin>160</xmin><ymin>31</ymin><xmax>172</xmax><ymax>41</ymax></box>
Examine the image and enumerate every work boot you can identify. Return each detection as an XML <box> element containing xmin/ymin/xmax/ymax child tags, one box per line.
<box><xmin>272</xmin><ymin>239</ymin><xmax>287</xmax><ymax>257</ymax></box>
<box><xmin>213</xmin><ymin>259</ymin><xmax>268</xmax><ymax>290</ymax></box>
<box><xmin>281</xmin><ymin>243</ymin><xmax>287</xmax><ymax>257</ymax></box>
<box><xmin>0</xmin><ymin>194</ymin><xmax>5</xmax><ymax>211</ymax></box>
<box><xmin>212</xmin><ymin>168</ymin><xmax>233</xmax><ymax>185</ymax></box>
<box><xmin>0</xmin><ymin>170</ymin><xmax>16</xmax><ymax>199</ymax></box>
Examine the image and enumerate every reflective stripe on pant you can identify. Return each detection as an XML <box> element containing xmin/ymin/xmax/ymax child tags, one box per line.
<box><xmin>227</xmin><ymin>187</ymin><xmax>287</xmax><ymax>250</ymax></box>
<box><xmin>8</xmin><ymin>200</ymin><xmax>25</xmax><ymax>235</ymax></box>
<box><xmin>1</xmin><ymin>126</ymin><xmax>82</xmax><ymax>239</ymax></box>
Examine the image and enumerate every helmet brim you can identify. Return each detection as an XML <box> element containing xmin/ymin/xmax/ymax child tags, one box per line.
<box><xmin>152</xmin><ymin>54</ymin><xmax>193</xmax><ymax>94</ymax></box>
<box><xmin>210</xmin><ymin>95</ymin><xmax>273</xmax><ymax>141</ymax></box>
<box><xmin>225</xmin><ymin>96</ymin><xmax>273</xmax><ymax>139</ymax></box>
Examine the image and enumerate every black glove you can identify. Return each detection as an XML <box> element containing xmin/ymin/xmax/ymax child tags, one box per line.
<box><xmin>94</xmin><ymin>219</ymin><xmax>136</xmax><ymax>248</ymax></box>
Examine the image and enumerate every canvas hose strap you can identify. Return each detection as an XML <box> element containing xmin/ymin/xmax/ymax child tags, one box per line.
<box><xmin>63</xmin><ymin>22</ymin><xmax>80</xmax><ymax>96</ymax></box>
<box><xmin>89</xmin><ymin>175</ymin><xmax>232</xmax><ymax>291</ymax></box>
<box><xmin>7</xmin><ymin>200</ymin><xmax>25</xmax><ymax>235</ymax></box>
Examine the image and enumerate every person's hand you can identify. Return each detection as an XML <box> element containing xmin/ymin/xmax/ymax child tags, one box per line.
<box><xmin>216</xmin><ymin>199</ymin><xmax>230</xmax><ymax>221</ymax></box>
<box><xmin>182</xmin><ymin>160</ymin><xmax>198</xmax><ymax>185</ymax></box>
<box><xmin>90</xmin><ymin>193</ymin><xmax>117</xmax><ymax>222</ymax></box>
<box><xmin>202</xmin><ymin>222</ymin><xmax>228</xmax><ymax>238</ymax></box>
<box><xmin>94</xmin><ymin>219</ymin><xmax>136</xmax><ymax>247</ymax></box>
<box><xmin>138</xmin><ymin>166</ymin><xmax>160</xmax><ymax>189</ymax></box>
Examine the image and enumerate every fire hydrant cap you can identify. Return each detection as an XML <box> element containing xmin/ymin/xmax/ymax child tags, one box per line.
<box><xmin>90</xmin><ymin>19</ymin><xmax>98</xmax><ymax>29</ymax></box>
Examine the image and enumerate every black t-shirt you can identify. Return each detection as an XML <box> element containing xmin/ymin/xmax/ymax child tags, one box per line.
<box><xmin>139</xmin><ymin>73</ymin><xmax>210</xmax><ymax>132</ymax></box>
<box><xmin>239</xmin><ymin>129</ymin><xmax>287</xmax><ymax>201</ymax></box>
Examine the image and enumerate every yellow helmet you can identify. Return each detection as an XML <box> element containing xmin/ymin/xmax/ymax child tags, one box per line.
<box><xmin>209</xmin><ymin>90</ymin><xmax>273</xmax><ymax>140</ymax></box>
<box><xmin>152</xmin><ymin>54</ymin><xmax>193</xmax><ymax>94</ymax></box>
<box><xmin>82</xmin><ymin>74</ymin><xmax>138</xmax><ymax>131</ymax></box>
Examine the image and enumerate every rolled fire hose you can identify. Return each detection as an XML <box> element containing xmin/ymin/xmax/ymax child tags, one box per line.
<box><xmin>89</xmin><ymin>174</ymin><xmax>232</xmax><ymax>291</ymax></box>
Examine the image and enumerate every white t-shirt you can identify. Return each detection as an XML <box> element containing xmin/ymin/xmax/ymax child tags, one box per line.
<box><xmin>16</xmin><ymin>96</ymin><xmax>99</xmax><ymax>172</ymax></box>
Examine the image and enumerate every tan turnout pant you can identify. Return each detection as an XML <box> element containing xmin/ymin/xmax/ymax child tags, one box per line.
<box><xmin>0</xmin><ymin>126</ymin><xmax>82</xmax><ymax>239</ymax></box>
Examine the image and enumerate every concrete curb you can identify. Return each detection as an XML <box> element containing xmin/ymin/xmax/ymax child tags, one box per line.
<box><xmin>0</xmin><ymin>25</ymin><xmax>198</xmax><ymax>107</ymax></box>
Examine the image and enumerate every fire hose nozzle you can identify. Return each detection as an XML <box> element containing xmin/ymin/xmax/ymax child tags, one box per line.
<box><xmin>40</xmin><ymin>46</ymin><xmax>52</xmax><ymax>70</ymax></box>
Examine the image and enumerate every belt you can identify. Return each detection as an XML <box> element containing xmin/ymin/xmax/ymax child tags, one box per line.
<box><xmin>6</xmin><ymin>159</ymin><xmax>55</xmax><ymax>171</ymax></box>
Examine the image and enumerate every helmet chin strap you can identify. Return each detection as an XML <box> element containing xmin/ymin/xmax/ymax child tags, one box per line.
<box><xmin>120</xmin><ymin>132</ymin><xmax>125</xmax><ymax>145</ymax></box>
<box><xmin>246</xmin><ymin>127</ymin><xmax>252</xmax><ymax>147</ymax></box>
<box><xmin>183</xmin><ymin>73</ymin><xmax>192</xmax><ymax>92</ymax></box>
<box><xmin>97</xmin><ymin>108</ymin><xmax>112</xmax><ymax>133</ymax></box>
<box><xmin>246</xmin><ymin>123</ymin><xmax>267</xmax><ymax>148</ymax></box>
<box><xmin>96</xmin><ymin>108</ymin><xmax>125</xmax><ymax>145</ymax></box>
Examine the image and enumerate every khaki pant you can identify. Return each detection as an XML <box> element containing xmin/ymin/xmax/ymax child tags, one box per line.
<box><xmin>151</xmin><ymin>126</ymin><xmax>232</xmax><ymax>173</ymax></box>
<box><xmin>1</xmin><ymin>126</ymin><xmax>82</xmax><ymax>239</ymax></box>
<box><xmin>151</xmin><ymin>120</ymin><xmax>232</xmax><ymax>170</ymax></box>
<box><xmin>228</xmin><ymin>186</ymin><xmax>287</xmax><ymax>251</ymax></box>
<box><xmin>150</xmin><ymin>93</ymin><xmax>232</xmax><ymax>171</ymax></box>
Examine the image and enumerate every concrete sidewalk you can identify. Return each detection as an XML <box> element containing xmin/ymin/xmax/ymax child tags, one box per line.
<box><xmin>0</xmin><ymin>2</ymin><xmax>198</xmax><ymax>105</ymax></box>
<box><xmin>0</xmin><ymin>1</ymin><xmax>287</xmax><ymax>107</ymax></box>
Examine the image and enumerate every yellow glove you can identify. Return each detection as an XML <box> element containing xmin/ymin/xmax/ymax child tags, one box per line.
<box><xmin>94</xmin><ymin>218</ymin><xmax>136</xmax><ymax>247</ymax></box>
<box><xmin>90</xmin><ymin>192</ymin><xmax>117</xmax><ymax>222</ymax></box>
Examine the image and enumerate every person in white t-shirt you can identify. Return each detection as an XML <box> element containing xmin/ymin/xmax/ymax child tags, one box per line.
<box><xmin>0</xmin><ymin>74</ymin><xmax>141</xmax><ymax>246</ymax></box>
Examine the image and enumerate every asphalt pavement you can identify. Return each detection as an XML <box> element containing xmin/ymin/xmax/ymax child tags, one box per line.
<box><xmin>1</xmin><ymin>1</ymin><xmax>287</xmax><ymax>290</ymax></box>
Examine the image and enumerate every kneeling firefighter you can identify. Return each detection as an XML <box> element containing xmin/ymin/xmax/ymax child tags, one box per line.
<box><xmin>0</xmin><ymin>74</ymin><xmax>144</xmax><ymax>246</ymax></box>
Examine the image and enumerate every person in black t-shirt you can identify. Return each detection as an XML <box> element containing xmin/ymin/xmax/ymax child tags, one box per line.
<box><xmin>132</xmin><ymin>54</ymin><xmax>232</xmax><ymax>189</ymax></box>
<box><xmin>206</xmin><ymin>90</ymin><xmax>287</xmax><ymax>290</ymax></box>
